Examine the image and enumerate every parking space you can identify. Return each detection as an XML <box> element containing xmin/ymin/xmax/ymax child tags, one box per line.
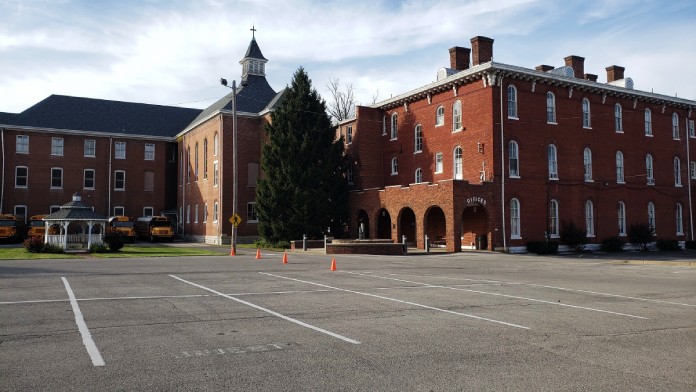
<box><xmin>1</xmin><ymin>252</ymin><xmax>695</xmax><ymax>391</ymax></box>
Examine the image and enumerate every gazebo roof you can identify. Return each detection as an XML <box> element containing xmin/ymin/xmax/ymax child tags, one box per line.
<box><xmin>43</xmin><ymin>193</ymin><xmax>108</xmax><ymax>221</ymax></box>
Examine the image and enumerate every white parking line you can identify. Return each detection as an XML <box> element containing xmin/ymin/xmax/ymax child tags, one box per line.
<box><xmin>61</xmin><ymin>277</ymin><xmax>105</xmax><ymax>367</ymax></box>
<box><xmin>345</xmin><ymin>272</ymin><xmax>649</xmax><ymax>320</ymax></box>
<box><xmin>260</xmin><ymin>272</ymin><xmax>530</xmax><ymax>330</ymax></box>
<box><xmin>169</xmin><ymin>275</ymin><xmax>360</xmax><ymax>345</ymax></box>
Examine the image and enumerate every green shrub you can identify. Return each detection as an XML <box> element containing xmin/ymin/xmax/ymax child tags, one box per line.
<box><xmin>254</xmin><ymin>238</ymin><xmax>290</xmax><ymax>250</ymax></box>
<box><xmin>656</xmin><ymin>239</ymin><xmax>681</xmax><ymax>251</ymax></box>
<box><xmin>42</xmin><ymin>243</ymin><xmax>64</xmax><ymax>254</ymax></box>
<box><xmin>90</xmin><ymin>243</ymin><xmax>109</xmax><ymax>253</ymax></box>
<box><xmin>560</xmin><ymin>221</ymin><xmax>587</xmax><ymax>252</ymax></box>
<box><xmin>685</xmin><ymin>241</ymin><xmax>696</xmax><ymax>250</ymax></box>
<box><xmin>526</xmin><ymin>241</ymin><xmax>559</xmax><ymax>255</ymax></box>
<box><xmin>629</xmin><ymin>223</ymin><xmax>653</xmax><ymax>251</ymax></box>
<box><xmin>102</xmin><ymin>231</ymin><xmax>126</xmax><ymax>252</ymax></box>
<box><xmin>600</xmin><ymin>236</ymin><xmax>625</xmax><ymax>252</ymax></box>
<box><xmin>23</xmin><ymin>236</ymin><xmax>45</xmax><ymax>253</ymax></box>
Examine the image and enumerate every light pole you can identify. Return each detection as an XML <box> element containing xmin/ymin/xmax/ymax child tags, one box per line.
<box><xmin>220</xmin><ymin>78</ymin><xmax>238</xmax><ymax>255</ymax></box>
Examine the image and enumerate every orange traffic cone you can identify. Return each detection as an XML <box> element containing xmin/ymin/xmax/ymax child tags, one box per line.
<box><xmin>230</xmin><ymin>246</ymin><xmax>236</xmax><ymax>256</ymax></box>
<box><xmin>282</xmin><ymin>251</ymin><xmax>288</xmax><ymax>264</ymax></box>
<box><xmin>255</xmin><ymin>248</ymin><xmax>261</xmax><ymax>259</ymax></box>
<box><xmin>330</xmin><ymin>257</ymin><xmax>337</xmax><ymax>271</ymax></box>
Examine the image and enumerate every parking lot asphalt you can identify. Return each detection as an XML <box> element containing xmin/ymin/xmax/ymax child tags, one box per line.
<box><xmin>1</xmin><ymin>251</ymin><xmax>694</xmax><ymax>391</ymax></box>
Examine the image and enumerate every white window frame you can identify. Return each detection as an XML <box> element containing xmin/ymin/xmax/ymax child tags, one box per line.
<box><xmin>415</xmin><ymin>168</ymin><xmax>423</xmax><ymax>184</ymax></box>
<box><xmin>346</xmin><ymin>126</ymin><xmax>353</xmax><ymax>144</ymax></box>
<box><xmin>582</xmin><ymin>98</ymin><xmax>591</xmax><ymax>128</ymax></box>
<box><xmin>583</xmin><ymin>147</ymin><xmax>593</xmax><ymax>182</ymax></box>
<box><xmin>435</xmin><ymin>153</ymin><xmax>443</xmax><ymax>174</ymax></box>
<box><xmin>382</xmin><ymin>115</ymin><xmax>387</xmax><ymax>136</ymax></box>
<box><xmin>247</xmin><ymin>202</ymin><xmax>258</xmax><ymax>223</ymax></box>
<box><xmin>51</xmin><ymin>167</ymin><xmax>63</xmax><ymax>189</ymax></box>
<box><xmin>83</xmin><ymin>169</ymin><xmax>95</xmax><ymax>190</ymax></box>
<box><xmin>414</xmin><ymin>124</ymin><xmax>422</xmax><ymax>153</ymax></box>
<box><xmin>647</xmin><ymin>202</ymin><xmax>656</xmax><ymax>234</ymax></box>
<box><xmin>16</xmin><ymin>135</ymin><xmax>29</xmax><ymax>154</ymax></box>
<box><xmin>214</xmin><ymin>133</ymin><xmax>219</xmax><ymax>156</ymax></box>
<box><xmin>676</xmin><ymin>203</ymin><xmax>684</xmax><ymax>235</ymax></box>
<box><xmin>14</xmin><ymin>205</ymin><xmax>27</xmax><ymax>221</ymax></box>
<box><xmin>546</xmin><ymin>92</ymin><xmax>556</xmax><ymax>124</ymax></box>
<box><xmin>453</xmin><ymin>146</ymin><xmax>463</xmax><ymax>180</ymax></box>
<box><xmin>689</xmin><ymin>120</ymin><xmax>695</xmax><ymax>138</ymax></box>
<box><xmin>452</xmin><ymin>100</ymin><xmax>462</xmax><ymax>131</ymax></box>
<box><xmin>15</xmin><ymin>166</ymin><xmax>28</xmax><ymax>188</ymax></box>
<box><xmin>203</xmin><ymin>139</ymin><xmax>208</xmax><ymax>180</ymax></box>
<box><xmin>618</xmin><ymin>201</ymin><xmax>626</xmax><ymax>236</ymax></box>
<box><xmin>646</xmin><ymin>154</ymin><xmax>654</xmax><ymax>185</ymax></box>
<box><xmin>143</xmin><ymin>207</ymin><xmax>154</xmax><ymax>217</ymax></box>
<box><xmin>114</xmin><ymin>141</ymin><xmax>126</xmax><ymax>159</ymax></box>
<box><xmin>644</xmin><ymin>109</ymin><xmax>652</xmax><ymax>136</ymax></box>
<box><xmin>186</xmin><ymin>205</ymin><xmax>190</xmax><ymax>224</ymax></box>
<box><xmin>549</xmin><ymin>199</ymin><xmax>559</xmax><ymax>238</ymax></box>
<box><xmin>213</xmin><ymin>161</ymin><xmax>219</xmax><ymax>187</ymax></box>
<box><xmin>674</xmin><ymin>157</ymin><xmax>682</xmax><ymax>187</ymax></box>
<box><xmin>616</xmin><ymin>151</ymin><xmax>625</xmax><ymax>183</ymax></box>
<box><xmin>145</xmin><ymin>143</ymin><xmax>155</xmax><ymax>160</ymax></box>
<box><xmin>672</xmin><ymin>113</ymin><xmax>680</xmax><ymax>139</ymax></box>
<box><xmin>51</xmin><ymin>137</ymin><xmax>64</xmax><ymax>156</ymax></box>
<box><xmin>391</xmin><ymin>157</ymin><xmax>398</xmax><ymax>175</ymax></box>
<box><xmin>194</xmin><ymin>205</ymin><xmax>199</xmax><ymax>224</ymax></box>
<box><xmin>84</xmin><ymin>139</ymin><xmax>96</xmax><ymax>157</ymax></box>
<box><xmin>614</xmin><ymin>103</ymin><xmax>623</xmax><ymax>133</ymax></box>
<box><xmin>194</xmin><ymin>143</ymin><xmax>199</xmax><ymax>182</ymax></box>
<box><xmin>114</xmin><ymin>206</ymin><xmax>125</xmax><ymax>216</ymax></box>
<box><xmin>507</xmin><ymin>85</ymin><xmax>518</xmax><ymax>119</ymax></box>
<box><xmin>435</xmin><ymin>106</ymin><xmax>444</xmax><ymax>126</ymax></box>
<box><xmin>213</xmin><ymin>201</ymin><xmax>219</xmax><ymax>223</ymax></box>
<box><xmin>203</xmin><ymin>203</ymin><xmax>208</xmax><ymax>223</ymax></box>
<box><xmin>585</xmin><ymin>200</ymin><xmax>595</xmax><ymax>237</ymax></box>
<box><xmin>691</xmin><ymin>161</ymin><xmax>696</xmax><ymax>179</ymax></box>
<box><xmin>390</xmin><ymin>113</ymin><xmax>398</xmax><ymax>140</ymax></box>
<box><xmin>548</xmin><ymin>144</ymin><xmax>558</xmax><ymax>180</ymax></box>
<box><xmin>114</xmin><ymin>170</ymin><xmax>125</xmax><ymax>191</ymax></box>
<box><xmin>510</xmin><ymin>198</ymin><xmax>521</xmax><ymax>239</ymax></box>
<box><xmin>509</xmin><ymin>141</ymin><xmax>519</xmax><ymax>178</ymax></box>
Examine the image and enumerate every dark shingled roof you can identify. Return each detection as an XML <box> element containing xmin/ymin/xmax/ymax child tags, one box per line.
<box><xmin>0</xmin><ymin>112</ymin><xmax>17</xmax><ymax>124</ymax></box>
<box><xmin>244</xmin><ymin>37</ymin><xmax>267</xmax><ymax>60</ymax></box>
<box><xmin>44</xmin><ymin>194</ymin><xmax>107</xmax><ymax>221</ymax></box>
<box><xmin>9</xmin><ymin>95</ymin><xmax>201</xmax><ymax>138</ymax></box>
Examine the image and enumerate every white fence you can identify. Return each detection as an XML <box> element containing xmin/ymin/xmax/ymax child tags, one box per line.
<box><xmin>46</xmin><ymin>234</ymin><xmax>103</xmax><ymax>248</ymax></box>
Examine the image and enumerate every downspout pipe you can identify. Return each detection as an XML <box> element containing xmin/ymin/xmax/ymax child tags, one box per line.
<box><xmin>0</xmin><ymin>128</ymin><xmax>4</xmax><ymax>214</ymax></box>
<box><xmin>108</xmin><ymin>137</ymin><xmax>112</xmax><ymax>216</ymax></box>
<box><xmin>686</xmin><ymin>114</ymin><xmax>694</xmax><ymax>241</ymax></box>
<box><xmin>499</xmin><ymin>74</ymin><xmax>507</xmax><ymax>251</ymax></box>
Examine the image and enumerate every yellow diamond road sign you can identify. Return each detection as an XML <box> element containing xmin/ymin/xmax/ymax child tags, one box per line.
<box><xmin>229</xmin><ymin>214</ymin><xmax>242</xmax><ymax>227</ymax></box>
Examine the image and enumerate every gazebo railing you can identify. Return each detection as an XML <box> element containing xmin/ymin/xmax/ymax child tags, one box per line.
<box><xmin>46</xmin><ymin>234</ymin><xmax>104</xmax><ymax>248</ymax></box>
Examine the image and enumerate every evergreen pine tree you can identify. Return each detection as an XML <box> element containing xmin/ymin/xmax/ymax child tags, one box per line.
<box><xmin>256</xmin><ymin>67</ymin><xmax>348</xmax><ymax>244</ymax></box>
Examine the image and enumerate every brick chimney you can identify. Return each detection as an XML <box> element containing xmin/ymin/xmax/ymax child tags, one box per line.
<box><xmin>606</xmin><ymin>65</ymin><xmax>625</xmax><ymax>83</ymax></box>
<box><xmin>564</xmin><ymin>55</ymin><xmax>585</xmax><ymax>78</ymax></box>
<box><xmin>471</xmin><ymin>36</ymin><xmax>494</xmax><ymax>66</ymax></box>
<box><xmin>449</xmin><ymin>46</ymin><xmax>471</xmax><ymax>71</ymax></box>
<box><xmin>584</xmin><ymin>73</ymin><xmax>598</xmax><ymax>82</ymax></box>
<box><xmin>535</xmin><ymin>65</ymin><xmax>554</xmax><ymax>72</ymax></box>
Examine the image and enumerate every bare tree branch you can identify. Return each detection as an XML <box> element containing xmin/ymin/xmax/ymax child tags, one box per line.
<box><xmin>326</xmin><ymin>78</ymin><xmax>355</xmax><ymax>123</ymax></box>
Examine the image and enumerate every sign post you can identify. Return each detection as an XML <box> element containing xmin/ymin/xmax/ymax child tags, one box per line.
<box><xmin>229</xmin><ymin>214</ymin><xmax>241</xmax><ymax>256</ymax></box>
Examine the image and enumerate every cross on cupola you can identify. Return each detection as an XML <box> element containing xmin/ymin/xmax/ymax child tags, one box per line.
<box><xmin>240</xmin><ymin>26</ymin><xmax>268</xmax><ymax>80</ymax></box>
<box><xmin>250</xmin><ymin>25</ymin><xmax>257</xmax><ymax>38</ymax></box>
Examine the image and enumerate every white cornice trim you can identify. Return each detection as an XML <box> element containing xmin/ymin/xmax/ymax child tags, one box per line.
<box><xmin>0</xmin><ymin>125</ymin><xmax>173</xmax><ymax>141</ymax></box>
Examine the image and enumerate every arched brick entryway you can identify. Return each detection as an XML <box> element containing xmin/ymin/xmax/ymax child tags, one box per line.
<box><xmin>357</xmin><ymin>209</ymin><xmax>370</xmax><ymax>239</ymax></box>
<box><xmin>425</xmin><ymin>206</ymin><xmax>447</xmax><ymax>248</ymax></box>
<box><xmin>461</xmin><ymin>205</ymin><xmax>489</xmax><ymax>250</ymax></box>
<box><xmin>399</xmin><ymin>207</ymin><xmax>416</xmax><ymax>245</ymax></box>
<box><xmin>377</xmin><ymin>208</ymin><xmax>392</xmax><ymax>240</ymax></box>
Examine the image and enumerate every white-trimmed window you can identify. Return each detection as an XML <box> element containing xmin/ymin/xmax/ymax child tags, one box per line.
<box><xmin>186</xmin><ymin>205</ymin><xmax>190</xmax><ymax>224</ymax></box>
<box><xmin>15</xmin><ymin>166</ymin><xmax>28</xmax><ymax>188</ymax></box>
<box><xmin>143</xmin><ymin>207</ymin><xmax>154</xmax><ymax>217</ymax></box>
<box><xmin>435</xmin><ymin>106</ymin><xmax>444</xmax><ymax>126</ymax></box>
<box><xmin>391</xmin><ymin>157</ymin><xmax>398</xmax><ymax>175</ymax></box>
<box><xmin>453</xmin><ymin>146</ymin><xmax>463</xmax><ymax>180</ymax></box>
<box><xmin>214</xmin><ymin>161</ymin><xmax>219</xmax><ymax>186</ymax></box>
<box><xmin>618</xmin><ymin>201</ymin><xmax>626</xmax><ymax>236</ymax></box>
<box><xmin>549</xmin><ymin>199</ymin><xmax>559</xmax><ymax>237</ymax></box>
<box><xmin>644</xmin><ymin>109</ymin><xmax>652</xmax><ymax>136</ymax></box>
<box><xmin>583</xmin><ymin>147</ymin><xmax>593</xmax><ymax>181</ymax></box>
<box><xmin>548</xmin><ymin>144</ymin><xmax>558</xmax><ymax>179</ymax></box>
<box><xmin>646</xmin><ymin>154</ymin><xmax>654</xmax><ymax>185</ymax></box>
<box><xmin>186</xmin><ymin>146</ymin><xmax>191</xmax><ymax>183</ymax></box>
<box><xmin>452</xmin><ymin>100</ymin><xmax>462</xmax><ymax>131</ymax></box>
<box><xmin>346</xmin><ymin>165</ymin><xmax>353</xmax><ymax>185</ymax></box>
<box><xmin>213</xmin><ymin>201</ymin><xmax>219</xmax><ymax>223</ymax></box>
<box><xmin>16</xmin><ymin>135</ymin><xmax>29</xmax><ymax>154</ymax></box>
<box><xmin>145</xmin><ymin>143</ymin><xmax>155</xmax><ymax>160</ymax></box>
<box><xmin>509</xmin><ymin>141</ymin><xmax>519</xmax><ymax>177</ymax></box>
<box><xmin>691</xmin><ymin>161</ymin><xmax>696</xmax><ymax>179</ymax></box>
<box><xmin>546</xmin><ymin>92</ymin><xmax>556</xmax><ymax>123</ymax></box>
<box><xmin>14</xmin><ymin>205</ymin><xmax>27</xmax><ymax>221</ymax></box>
<box><xmin>51</xmin><ymin>137</ymin><xmax>64</xmax><ymax>156</ymax></box>
<box><xmin>582</xmin><ymin>98</ymin><xmax>591</xmax><ymax>128</ymax></box>
<box><xmin>676</xmin><ymin>203</ymin><xmax>684</xmax><ymax>235</ymax></box>
<box><xmin>203</xmin><ymin>203</ymin><xmax>208</xmax><ymax>223</ymax></box>
<box><xmin>647</xmin><ymin>202</ymin><xmax>656</xmax><ymax>233</ymax></box>
<box><xmin>114</xmin><ymin>206</ymin><xmax>125</xmax><ymax>216</ymax></box>
<box><xmin>507</xmin><ymin>85</ymin><xmax>518</xmax><ymax>119</ymax></box>
<box><xmin>346</xmin><ymin>126</ymin><xmax>353</xmax><ymax>144</ymax></box>
<box><xmin>213</xmin><ymin>133</ymin><xmax>219</xmax><ymax>156</ymax></box>
<box><xmin>616</xmin><ymin>151</ymin><xmax>625</xmax><ymax>183</ymax></box>
<box><xmin>203</xmin><ymin>139</ymin><xmax>208</xmax><ymax>179</ymax></box>
<box><xmin>390</xmin><ymin>113</ymin><xmax>398</xmax><ymax>140</ymax></box>
<box><xmin>247</xmin><ymin>202</ymin><xmax>258</xmax><ymax>222</ymax></box>
<box><xmin>672</xmin><ymin>113</ymin><xmax>680</xmax><ymax>139</ymax></box>
<box><xmin>84</xmin><ymin>169</ymin><xmax>95</xmax><ymax>189</ymax></box>
<box><xmin>194</xmin><ymin>143</ymin><xmax>199</xmax><ymax>181</ymax></box>
<box><xmin>689</xmin><ymin>120</ymin><xmax>695</xmax><ymax>138</ymax></box>
<box><xmin>615</xmin><ymin>104</ymin><xmax>623</xmax><ymax>132</ymax></box>
<box><xmin>84</xmin><ymin>139</ymin><xmax>96</xmax><ymax>157</ymax></box>
<box><xmin>415</xmin><ymin>168</ymin><xmax>423</xmax><ymax>184</ymax></box>
<box><xmin>510</xmin><ymin>198</ymin><xmax>521</xmax><ymax>239</ymax></box>
<box><xmin>585</xmin><ymin>200</ymin><xmax>595</xmax><ymax>237</ymax></box>
<box><xmin>435</xmin><ymin>153</ymin><xmax>443</xmax><ymax>174</ymax></box>
<box><xmin>674</xmin><ymin>157</ymin><xmax>682</xmax><ymax>187</ymax></box>
<box><xmin>51</xmin><ymin>167</ymin><xmax>63</xmax><ymax>189</ymax></box>
<box><xmin>115</xmin><ymin>141</ymin><xmax>126</xmax><ymax>159</ymax></box>
<box><xmin>144</xmin><ymin>171</ymin><xmax>154</xmax><ymax>191</ymax></box>
<box><xmin>114</xmin><ymin>170</ymin><xmax>125</xmax><ymax>191</ymax></box>
<box><xmin>382</xmin><ymin>115</ymin><xmax>387</xmax><ymax>135</ymax></box>
<box><xmin>179</xmin><ymin>207</ymin><xmax>183</xmax><ymax>224</ymax></box>
<box><xmin>414</xmin><ymin>125</ymin><xmax>422</xmax><ymax>153</ymax></box>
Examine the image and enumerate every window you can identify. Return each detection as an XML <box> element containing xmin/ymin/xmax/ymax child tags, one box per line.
<box><xmin>546</xmin><ymin>92</ymin><xmax>556</xmax><ymax>123</ymax></box>
<box><xmin>647</xmin><ymin>202</ymin><xmax>656</xmax><ymax>233</ymax></box>
<box><xmin>510</xmin><ymin>198</ymin><xmax>521</xmax><ymax>239</ymax></box>
<box><xmin>51</xmin><ymin>168</ymin><xmax>63</xmax><ymax>188</ymax></box>
<box><xmin>346</xmin><ymin>126</ymin><xmax>353</xmax><ymax>144</ymax></box>
<box><xmin>247</xmin><ymin>202</ymin><xmax>258</xmax><ymax>222</ymax></box>
<box><xmin>51</xmin><ymin>137</ymin><xmax>64</xmax><ymax>156</ymax></box>
<box><xmin>382</xmin><ymin>115</ymin><xmax>387</xmax><ymax>135</ymax></box>
<box><xmin>179</xmin><ymin>206</ymin><xmax>183</xmax><ymax>224</ymax></box>
<box><xmin>213</xmin><ymin>202</ymin><xmax>219</xmax><ymax>223</ymax></box>
<box><xmin>415</xmin><ymin>168</ymin><xmax>423</xmax><ymax>184</ymax></box>
<box><xmin>414</xmin><ymin>125</ymin><xmax>422</xmax><ymax>153</ymax></box>
<box><xmin>618</xmin><ymin>201</ymin><xmax>626</xmax><ymax>236</ymax></box>
<box><xmin>549</xmin><ymin>199</ymin><xmax>559</xmax><ymax>237</ymax></box>
<box><xmin>691</xmin><ymin>161</ymin><xmax>696</xmax><ymax>179</ymax></box>
<box><xmin>391</xmin><ymin>157</ymin><xmax>398</xmax><ymax>175</ymax></box>
<box><xmin>84</xmin><ymin>139</ymin><xmax>96</xmax><ymax>157</ymax></box>
<box><xmin>672</xmin><ymin>113</ymin><xmax>679</xmax><ymax>139</ymax></box>
<box><xmin>186</xmin><ymin>146</ymin><xmax>190</xmax><ymax>183</ymax></box>
<box><xmin>435</xmin><ymin>153</ymin><xmax>443</xmax><ymax>174</ymax></box>
<box><xmin>583</xmin><ymin>147</ymin><xmax>593</xmax><ymax>181</ymax></box>
<box><xmin>214</xmin><ymin>161</ymin><xmax>219</xmax><ymax>186</ymax></box>
<box><xmin>507</xmin><ymin>85</ymin><xmax>517</xmax><ymax>119</ymax></box>
<box><xmin>214</xmin><ymin>133</ymin><xmax>219</xmax><ymax>156</ymax></box>
<box><xmin>509</xmin><ymin>141</ymin><xmax>519</xmax><ymax>177</ymax></box>
<box><xmin>646</xmin><ymin>154</ymin><xmax>654</xmax><ymax>185</ymax></box>
<box><xmin>614</xmin><ymin>104</ymin><xmax>623</xmax><ymax>132</ymax></box>
<box><xmin>143</xmin><ymin>207</ymin><xmax>154</xmax><ymax>217</ymax></box>
<box><xmin>194</xmin><ymin>143</ymin><xmax>199</xmax><ymax>181</ymax></box>
<box><xmin>690</xmin><ymin>120</ymin><xmax>695</xmax><ymax>138</ymax></box>
<box><xmin>145</xmin><ymin>143</ymin><xmax>155</xmax><ymax>160</ymax></box>
<box><xmin>674</xmin><ymin>157</ymin><xmax>682</xmax><ymax>186</ymax></box>
<box><xmin>616</xmin><ymin>151</ymin><xmax>625</xmax><ymax>183</ymax></box>
<box><xmin>548</xmin><ymin>144</ymin><xmax>558</xmax><ymax>179</ymax></box>
<box><xmin>115</xmin><ymin>141</ymin><xmax>126</xmax><ymax>159</ymax></box>
<box><xmin>84</xmin><ymin>169</ymin><xmax>95</xmax><ymax>189</ymax></box>
<box><xmin>644</xmin><ymin>109</ymin><xmax>652</xmax><ymax>136</ymax></box>
<box><xmin>16</xmin><ymin>135</ymin><xmax>28</xmax><ymax>153</ymax></box>
<box><xmin>248</xmin><ymin>163</ymin><xmax>260</xmax><ymax>187</ymax></box>
<box><xmin>585</xmin><ymin>200</ymin><xmax>595</xmax><ymax>237</ymax></box>
<box><xmin>453</xmin><ymin>147</ymin><xmax>463</xmax><ymax>180</ymax></box>
<box><xmin>582</xmin><ymin>98</ymin><xmax>591</xmax><ymax>128</ymax></box>
<box><xmin>452</xmin><ymin>100</ymin><xmax>462</xmax><ymax>131</ymax></box>
<box><xmin>144</xmin><ymin>171</ymin><xmax>154</xmax><ymax>191</ymax></box>
<box><xmin>390</xmin><ymin>113</ymin><xmax>398</xmax><ymax>140</ymax></box>
<box><xmin>14</xmin><ymin>205</ymin><xmax>26</xmax><ymax>220</ymax></box>
<box><xmin>15</xmin><ymin>166</ymin><xmax>28</xmax><ymax>188</ymax></box>
<box><xmin>346</xmin><ymin>165</ymin><xmax>353</xmax><ymax>184</ymax></box>
<box><xmin>203</xmin><ymin>203</ymin><xmax>208</xmax><ymax>223</ymax></box>
<box><xmin>203</xmin><ymin>139</ymin><xmax>208</xmax><ymax>179</ymax></box>
<box><xmin>186</xmin><ymin>205</ymin><xmax>190</xmax><ymax>224</ymax></box>
<box><xmin>114</xmin><ymin>170</ymin><xmax>125</xmax><ymax>191</ymax></box>
<box><xmin>435</xmin><ymin>106</ymin><xmax>444</xmax><ymax>126</ymax></box>
<box><xmin>114</xmin><ymin>206</ymin><xmax>125</xmax><ymax>216</ymax></box>
<box><xmin>676</xmin><ymin>203</ymin><xmax>684</xmax><ymax>235</ymax></box>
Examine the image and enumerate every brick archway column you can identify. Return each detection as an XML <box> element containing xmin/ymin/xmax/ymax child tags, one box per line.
<box><xmin>415</xmin><ymin>209</ymin><xmax>425</xmax><ymax>250</ymax></box>
<box><xmin>446</xmin><ymin>208</ymin><xmax>461</xmax><ymax>252</ymax></box>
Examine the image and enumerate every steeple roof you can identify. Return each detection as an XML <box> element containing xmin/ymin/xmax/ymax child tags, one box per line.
<box><xmin>244</xmin><ymin>37</ymin><xmax>267</xmax><ymax>61</ymax></box>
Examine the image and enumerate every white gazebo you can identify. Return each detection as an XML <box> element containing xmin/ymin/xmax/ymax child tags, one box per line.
<box><xmin>43</xmin><ymin>193</ymin><xmax>108</xmax><ymax>250</ymax></box>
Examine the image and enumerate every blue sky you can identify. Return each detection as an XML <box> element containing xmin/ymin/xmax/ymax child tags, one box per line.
<box><xmin>1</xmin><ymin>0</ymin><xmax>695</xmax><ymax>113</ymax></box>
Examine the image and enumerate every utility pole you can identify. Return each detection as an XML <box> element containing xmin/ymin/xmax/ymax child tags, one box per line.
<box><xmin>220</xmin><ymin>78</ymin><xmax>238</xmax><ymax>255</ymax></box>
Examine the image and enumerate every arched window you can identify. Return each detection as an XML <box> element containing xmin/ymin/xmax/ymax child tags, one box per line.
<box><xmin>435</xmin><ymin>106</ymin><xmax>444</xmax><ymax>126</ymax></box>
<box><xmin>616</xmin><ymin>151</ymin><xmax>624</xmax><ymax>183</ymax></box>
<box><xmin>414</xmin><ymin>125</ymin><xmax>422</xmax><ymax>152</ymax></box>
<box><xmin>676</xmin><ymin>203</ymin><xmax>684</xmax><ymax>235</ymax></box>
<box><xmin>615</xmin><ymin>103</ymin><xmax>623</xmax><ymax>132</ymax></box>
<box><xmin>414</xmin><ymin>168</ymin><xmax>422</xmax><ymax>184</ymax></box>
<box><xmin>186</xmin><ymin>146</ymin><xmax>191</xmax><ymax>183</ymax></box>
<box><xmin>509</xmin><ymin>141</ymin><xmax>519</xmax><ymax>177</ymax></box>
<box><xmin>674</xmin><ymin>157</ymin><xmax>682</xmax><ymax>186</ymax></box>
<box><xmin>391</xmin><ymin>157</ymin><xmax>398</xmax><ymax>175</ymax></box>
<box><xmin>390</xmin><ymin>113</ymin><xmax>398</xmax><ymax>139</ymax></box>
<box><xmin>583</xmin><ymin>147</ymin><xmax>593</xmax><ymax>181</ymax></box>
<box><xmin>618</xmin><ymin>201</ymin><xmax>626</xmax><ymax>236</ymax></box>
<box><xmin>549</xmin><ymin>199</ymin><xmax>559</xmax><ymax>237</ymax></box>
<box><xmin>644</xmin><ymin>109</ymin><xmax>652</xmax><ymax>136</ymax></box>
<box><xmin>582</xmin><ymin>98</ymin><xmax>591</xmax><ymax>128</ymax></box>
<box><xmin>546</xmin><ymin>92</ymin><xmax>556</xmax><ymax>123</ymax></box>
<box><xmin>452</xmin><ymin>100</ymin><xmax>462</xmax><ymax>131</ymax></box>
<box><xmin>194</xmin><ymin>142</ymin><xmax>199</xmax><ymax>181</ymax></box>
<box><xmin>672</xmin><ymin>113</ymin><xmax>679</xmax><ymax>139</ymax></box>
<box><xmin>453</xmin><ymin>146</ymin><xmax>463</xmax><ymax>180</ymax></box>
<box><xmin>203</xmin><ymin>138</ymin><xmax>208</xmax><ymax>179</ymax></box>
<box><xmin>435</xmin><ymin>153</ymin><xmax>443</xmax><ymax>173</ymax></box>
<box><xmin>585</xmin><ymin>200</ymin><xmax>595</xmax><ymax>237</ymax></box>
<box><xmin>507</xmin><ymin>85</ymin><xmax>518</xmax><ymax>119</ymax></box>
<box><xmin>548</xmin><ymin>144</ymin><xmax>558</xmax><ymax>179</ymax></box>
<box><xmin>510</xmin><ymin>198</ymin><xmax>521</xmax><ymax>239</ymax></box>
<box><xmin>646</xmin><ymin>154</ymin><xmax>654</xmax><ymax>185</ymax></box>
<box><xmin>647</xmin><ymin>202</ymin><xmax>656</xmax><ymax>232</ymax></box>
<box><xmin>213</xmin><ymin>133</ymin><xmax>219</xmax><ymax>156</ymax></box>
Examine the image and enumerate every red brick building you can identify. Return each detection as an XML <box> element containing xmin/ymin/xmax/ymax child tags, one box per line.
<box><xmin>341</xmin><ymin>36</ymin><xmax>696</xmax><ymax>252</ymax></box>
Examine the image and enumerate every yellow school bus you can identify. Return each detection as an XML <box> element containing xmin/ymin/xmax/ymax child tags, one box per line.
<box><xmin>0</xmin><ymin>214</ymin><xmax>27</xmax><ymax>242</ymax></box>
<box><xmin>27</xmin><ymin>215</ymin><xmax>58</xmax><ymax>237</ymax></box>
<box><xmin>134</xmin><ymin>216</ymin><xmax>174</xmax><ymax>242</ymax></box>
<box><xmin>107</xmin><ymin>216</ymin><xmax>137</xmax><ymax>242</ymax></box>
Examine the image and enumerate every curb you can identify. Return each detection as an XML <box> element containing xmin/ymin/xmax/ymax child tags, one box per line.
<box><xmin>614</xmin><ymin>260</ymin><xmax>695</xmax><ymax>267</ymax></box>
